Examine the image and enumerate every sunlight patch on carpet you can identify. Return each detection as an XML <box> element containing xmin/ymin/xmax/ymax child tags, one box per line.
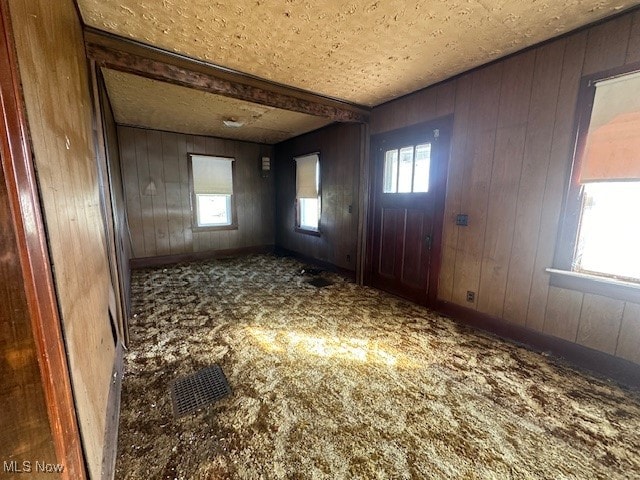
<box><xmin>246</xmin><ymin>326</ymin><xmax>425</xmax><ymax>368</ymax></box>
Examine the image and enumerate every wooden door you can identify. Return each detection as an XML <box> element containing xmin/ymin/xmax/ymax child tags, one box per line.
<box><xmin>368</xmin><ymin>120</ymin><xmax>450</xmax><ymax>305</ymax></box>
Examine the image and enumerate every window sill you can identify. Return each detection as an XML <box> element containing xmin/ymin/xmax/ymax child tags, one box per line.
<box><xmin>295</xmin><ymin>227</ymin><xmax>321</xmax><ymax>237</ymax></box>
<box><xmin>546</xmin><ymin>268</ymin><xmax>640</xmax><ymax>303</ymax></box>
<box><xmin>193</xmin><ymin>224</ymin><xmax>238</xmax><ymax>232</ymax></box>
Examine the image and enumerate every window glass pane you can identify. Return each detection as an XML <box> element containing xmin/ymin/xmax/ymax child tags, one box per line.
<box><xmin>575</xmin><ymin>182</ymin><xmax>640</xmax><ymax>280</ymax></box>
<box><xmin>413</xmin><ymin>143</ymin><xmax>431</xmax><ymax>192</ymax></box>
<box><xmin>383</xmin><ymin>149</ymin><xmax>398</xmax><ymax>193</ymax></box>
<box><xmin>299</xmin><ymin>197</ymin><xmax>319</xmax><ymax>230</ymax></box>
<box><xmin>197</xmin><ymin>194</ymin><xmax>231</xmax><ymax>226</ymax></box>
<box><xmin>397</xmin><ymin>146</ymin><xmax>414</xmax><ymax>193</ymax></box>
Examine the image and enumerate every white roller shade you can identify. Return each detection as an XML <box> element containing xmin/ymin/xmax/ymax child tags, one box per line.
<box><xmin>295</xmin><ymin>153</ymin><xmax>319</xmax><ymax>199</ymax></box>
<box><xmin>191</xmin><ymin>155</ymin><xmax>234</xmax><ymax>195</ymax></box>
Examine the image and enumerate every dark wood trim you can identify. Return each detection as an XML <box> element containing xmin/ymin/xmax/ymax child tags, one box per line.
<box><xmin>356</xmin><ymin>123</ymin><xmax>371</xmax><ymax>285</ymax></box>
<box><xmin>101</xmin><ymin>343</ymin><xmax>123</xmax><ymax>480</ymax></box>
<box><xmin>274</xmin><ymin>247</ymin><xmax>357</xmax><ymax>281</ymax></box>
<box><xmin>426</xmin><ymin>117</ymin><xmax>453</xmax><ymax>305</ymax></box>
<box><xmin>435</xmin><ymin>300</ymin><xmax>640</xmax><ymax>389</ymax></box>
<box><xmin>0</xmin><ymin>3</ymin><xmax>87</xmax><ymax>478</ymax></box>
<box><xmin>84</xmin><ymin>28</ymin><xmax>369</xmax><ymax>123</ymax></box>
<box><xmin>548</xmin><ymin>269</ymin><xmax>640</xmax><ymax>304</ymax></box>
<box><xmin>553</xmin><ymin>75</ymin><xmax>596</xmax><ymax>270</ymax></box>
<box><xmin>95</xmin><ymin>66</ymin><xmax>131</xmax><ymax>345</ymax></box>
<box><xmin>554</xmin><ymin>61</ymin><xmax>640</xmax><ymax>272</ymax></box>
<box><xmin>89</xmin><ymin>61</ymin><xmax>130</xmax><ymax>346</ymax></box>
<box><xmin>130</xmin><ymin>245</ymin><xmax>275</xmax><ymax>269</ymax></box>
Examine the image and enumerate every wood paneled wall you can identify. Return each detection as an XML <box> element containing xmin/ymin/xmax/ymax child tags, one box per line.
<box><xmin>274</xmin><ymin>123</ymin><xmax>362</xmax><ymax>271</ymax></box>
<box><xmin>371</xmin><ymin>10</ymin><xmax>640</xmax><ymax>365</ymax></box>
<box><xmin>118</xmin><ymin>126</ymin><xmax>275</xmax><ymax>258</ymax></box>
<box><xmin>0</xmin><ymin>162</ymin><xmax>57</xmax><ymax>473</ymax></box>
<box><xmin>9</xmin><ymin>1</ymin><xmax>117</xmax><ymax>477</ymax></box>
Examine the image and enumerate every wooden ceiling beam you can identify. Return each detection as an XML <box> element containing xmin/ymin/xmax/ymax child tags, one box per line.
<box><xmin>84</xmin><ymin>28</ymin><xmax>369</xmax><ymax>123</ymax></box>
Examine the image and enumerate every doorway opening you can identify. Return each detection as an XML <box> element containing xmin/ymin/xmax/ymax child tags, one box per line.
<box><xmin>365</xmin><ymin>118</ymin><xmax>452</xmax><ymax>306</ymax></box>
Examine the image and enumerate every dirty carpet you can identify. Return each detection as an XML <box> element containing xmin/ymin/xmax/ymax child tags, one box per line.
<box><xmin>116</xmin><ymin>254</ymin><xmax>640</xmax><ymax>479</ymax></box>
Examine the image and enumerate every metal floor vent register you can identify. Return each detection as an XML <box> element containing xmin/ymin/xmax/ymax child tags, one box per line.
<box><xmin>170</xmin><ymin>365</ymin><xmax>231</xmax><ymax>417</ymax></box>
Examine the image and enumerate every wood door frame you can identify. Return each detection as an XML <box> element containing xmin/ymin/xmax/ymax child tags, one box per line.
<box><xmin>0</xmin><ymin>3</ymin><xmax>86</xmax><ymax>478</ymax></box>
<box><xmin>89</xmin><ymin>63</ymin><xmax>130</xmax><ymax>346</ymax></box>
<box><xmin>365</xmin><ymin>116</ymin><xmax>452</xmax><ymax>307</ymax></box>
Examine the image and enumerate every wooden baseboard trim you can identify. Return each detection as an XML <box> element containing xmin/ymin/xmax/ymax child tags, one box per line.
<box><xmin>274</xmin><ymin>247</ymin><xmax>356</xmax><ymax>280</ymax></box>
<box><xmin>130</xmin><ymin>245</ymin><xmax>275</xmax><ymax>269</ymax></box>
<box><xmin>435</xmin><ymin>300</ymin><xmax>640</xmax><ymax>389</ymax></box>
<box><xmin>101</xmin><ymin>342</ymin><xmax>123</xmax><ymax>480</ymax></box>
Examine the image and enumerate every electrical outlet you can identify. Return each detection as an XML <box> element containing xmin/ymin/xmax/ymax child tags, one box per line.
<box><xmin>466</xmin><ymin>291</ymin><xmax>475</xmax><ymax>302</ymax></box>
<box><xmin>348</xmin><ymin>204</ymin><xmax>353</xmax><ymax>213</ymax></box>
<box><xmin>346</xmin><ymin>254</ymin><xmax>351</xmax><ymax>263</ymax></box>
<box><xmin>456</xmin><ymin>214</ymin><xmax>469</xmax><ymax>226</ymax></box>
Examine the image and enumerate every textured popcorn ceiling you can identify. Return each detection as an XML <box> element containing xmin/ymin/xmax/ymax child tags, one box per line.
<box><xmin>102</xmin><ymin>69</ymin><xmax>332</xmax><ymax>143</ymax></box>
<box><xmin>80</xmin><ymin>0</ymin><xmax>639</xmax><ymax>106</ymax></box>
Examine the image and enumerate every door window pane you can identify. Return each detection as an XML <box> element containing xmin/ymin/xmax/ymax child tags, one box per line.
<box><xmin>397</xmin><ymin>146</ymin><xmax>414</xmax><ymax>193</ymax></box>
<box><xmin>413</xmin><ymin>143</ymin><xmax>431</xmax><ymax>192</ymax></box>
<box><xmin>383</xmin><ymin>149</ymin><xmax>398</xmax><ymax>193</ymax></box>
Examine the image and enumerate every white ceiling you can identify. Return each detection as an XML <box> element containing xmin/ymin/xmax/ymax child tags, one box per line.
<box><xmin>78</xmin><ymin>1</ymin><xmax>640</xmax><ymax>141</ymax></box>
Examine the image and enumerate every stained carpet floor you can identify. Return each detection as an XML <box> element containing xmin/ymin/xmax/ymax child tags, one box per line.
<box><xmin>116</xmin><ymin>254</ymin><xmax>640</xmax><ymax>479</ymax></box>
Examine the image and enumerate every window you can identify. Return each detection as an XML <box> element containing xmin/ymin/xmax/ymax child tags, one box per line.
<box><xmin>189</xmin><ymin>154</ymin><xmax>236</xmax><ymax>230</ymax></box>
<box><xmin>383</xmin><ymin>143</ymin><xmax>431</xmax><ymax>193</ymax></box>
<box><xmin>553</xmin><ymin>68</ymin><xmax>640</xmax><ymax>293</ymax></box>
<box><xmin>295</xmin><ymin>153</ymin><xmax>320</xmax><ymax>232</ymax></box>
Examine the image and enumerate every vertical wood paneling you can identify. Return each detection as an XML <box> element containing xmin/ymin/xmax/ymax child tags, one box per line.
<box><xmin>370</xmin><ymin>9</ymin><xmax>640</xmax><ymax>365</ymax></box>
<box><xmin>582</xmin><ymin>14</ymin><xmax>632</xmax><ymax>75</ymax></box>
<box><xmin>438</xmin><ymin>75</ymin><xmax>469</xmax><ymax>302</ymax></box>
<box><xmin>178</xmin><ymin>135</ymin><xmax>193</xmax><ymax>252</ymax></box>
<box><xmin>161</xmin><ymin>131</ymin><xmax>183</xmax><ymax>255</ymax></box>
<box><xmin>543</xmin><ymin>286</ymin><xmax>583</xmax><ymax>342</ymax></box>
<box><xmin>147</xmin><ymin>129</ymin><xmax>170</xmax><ymax>255</ymax></box>
<box><xmin>625</xmin><ymin>11</ymin><xmax>640</xmax><ymax>64</ymax></box>
<box><xmin>119</xmin><ymin>127</ymin><xmax>144</xmax><ymax>257</ymax></box>
<box><xmin>274</xmin><ymin>122</ymin><xmax>361</xmax><ymax>270</ymax></box>
<box><xmin>9</xmin><ymin>0</ymin><xmax>116</xmax><ymax>476</ymax></box>
<box><xmin>477</xmin><ymin>52</ymin><xmax>535</xmax><ymax>316</ymax></box>
<box><xmin>502</xmin><ymin>41</ymin><xmax>565</xmax><ymax>325</ymax></box>
<box><xmin>370</xmin><ymin>80</ymin><xmax>455</xmax><ymax>135</ymax></box>
<box><xmin>119</xmin><ymin>126</ymin><xmax>274</xmax><ymax>258</ymax></box>
<box><xmin>526</xmin><ymin>32</ymin><xmax>588</xmax><ymax>329</ymax></box>
<box><xmin>451</xmin><ymin>63</ymin><xmax>503</xmax><ymax>308</ymax></box>
<box><xmin>434</xmin><ymin>81</ymin><xmax>456</xmax><ymax>118</ymax></box>
<box><xmin>616</xmin><ymin>302</ymin><xmax>640</xmax><ymax>364</ymax></box>
<box><xmin>576</xmin><ymin>294</ymin><xmax>625</xmax><ymax>354</ymax></box>
<box><xmin>135</xmin><ymin>129</ymin><xmax>157</xmax><ymax>255</ymax></box>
